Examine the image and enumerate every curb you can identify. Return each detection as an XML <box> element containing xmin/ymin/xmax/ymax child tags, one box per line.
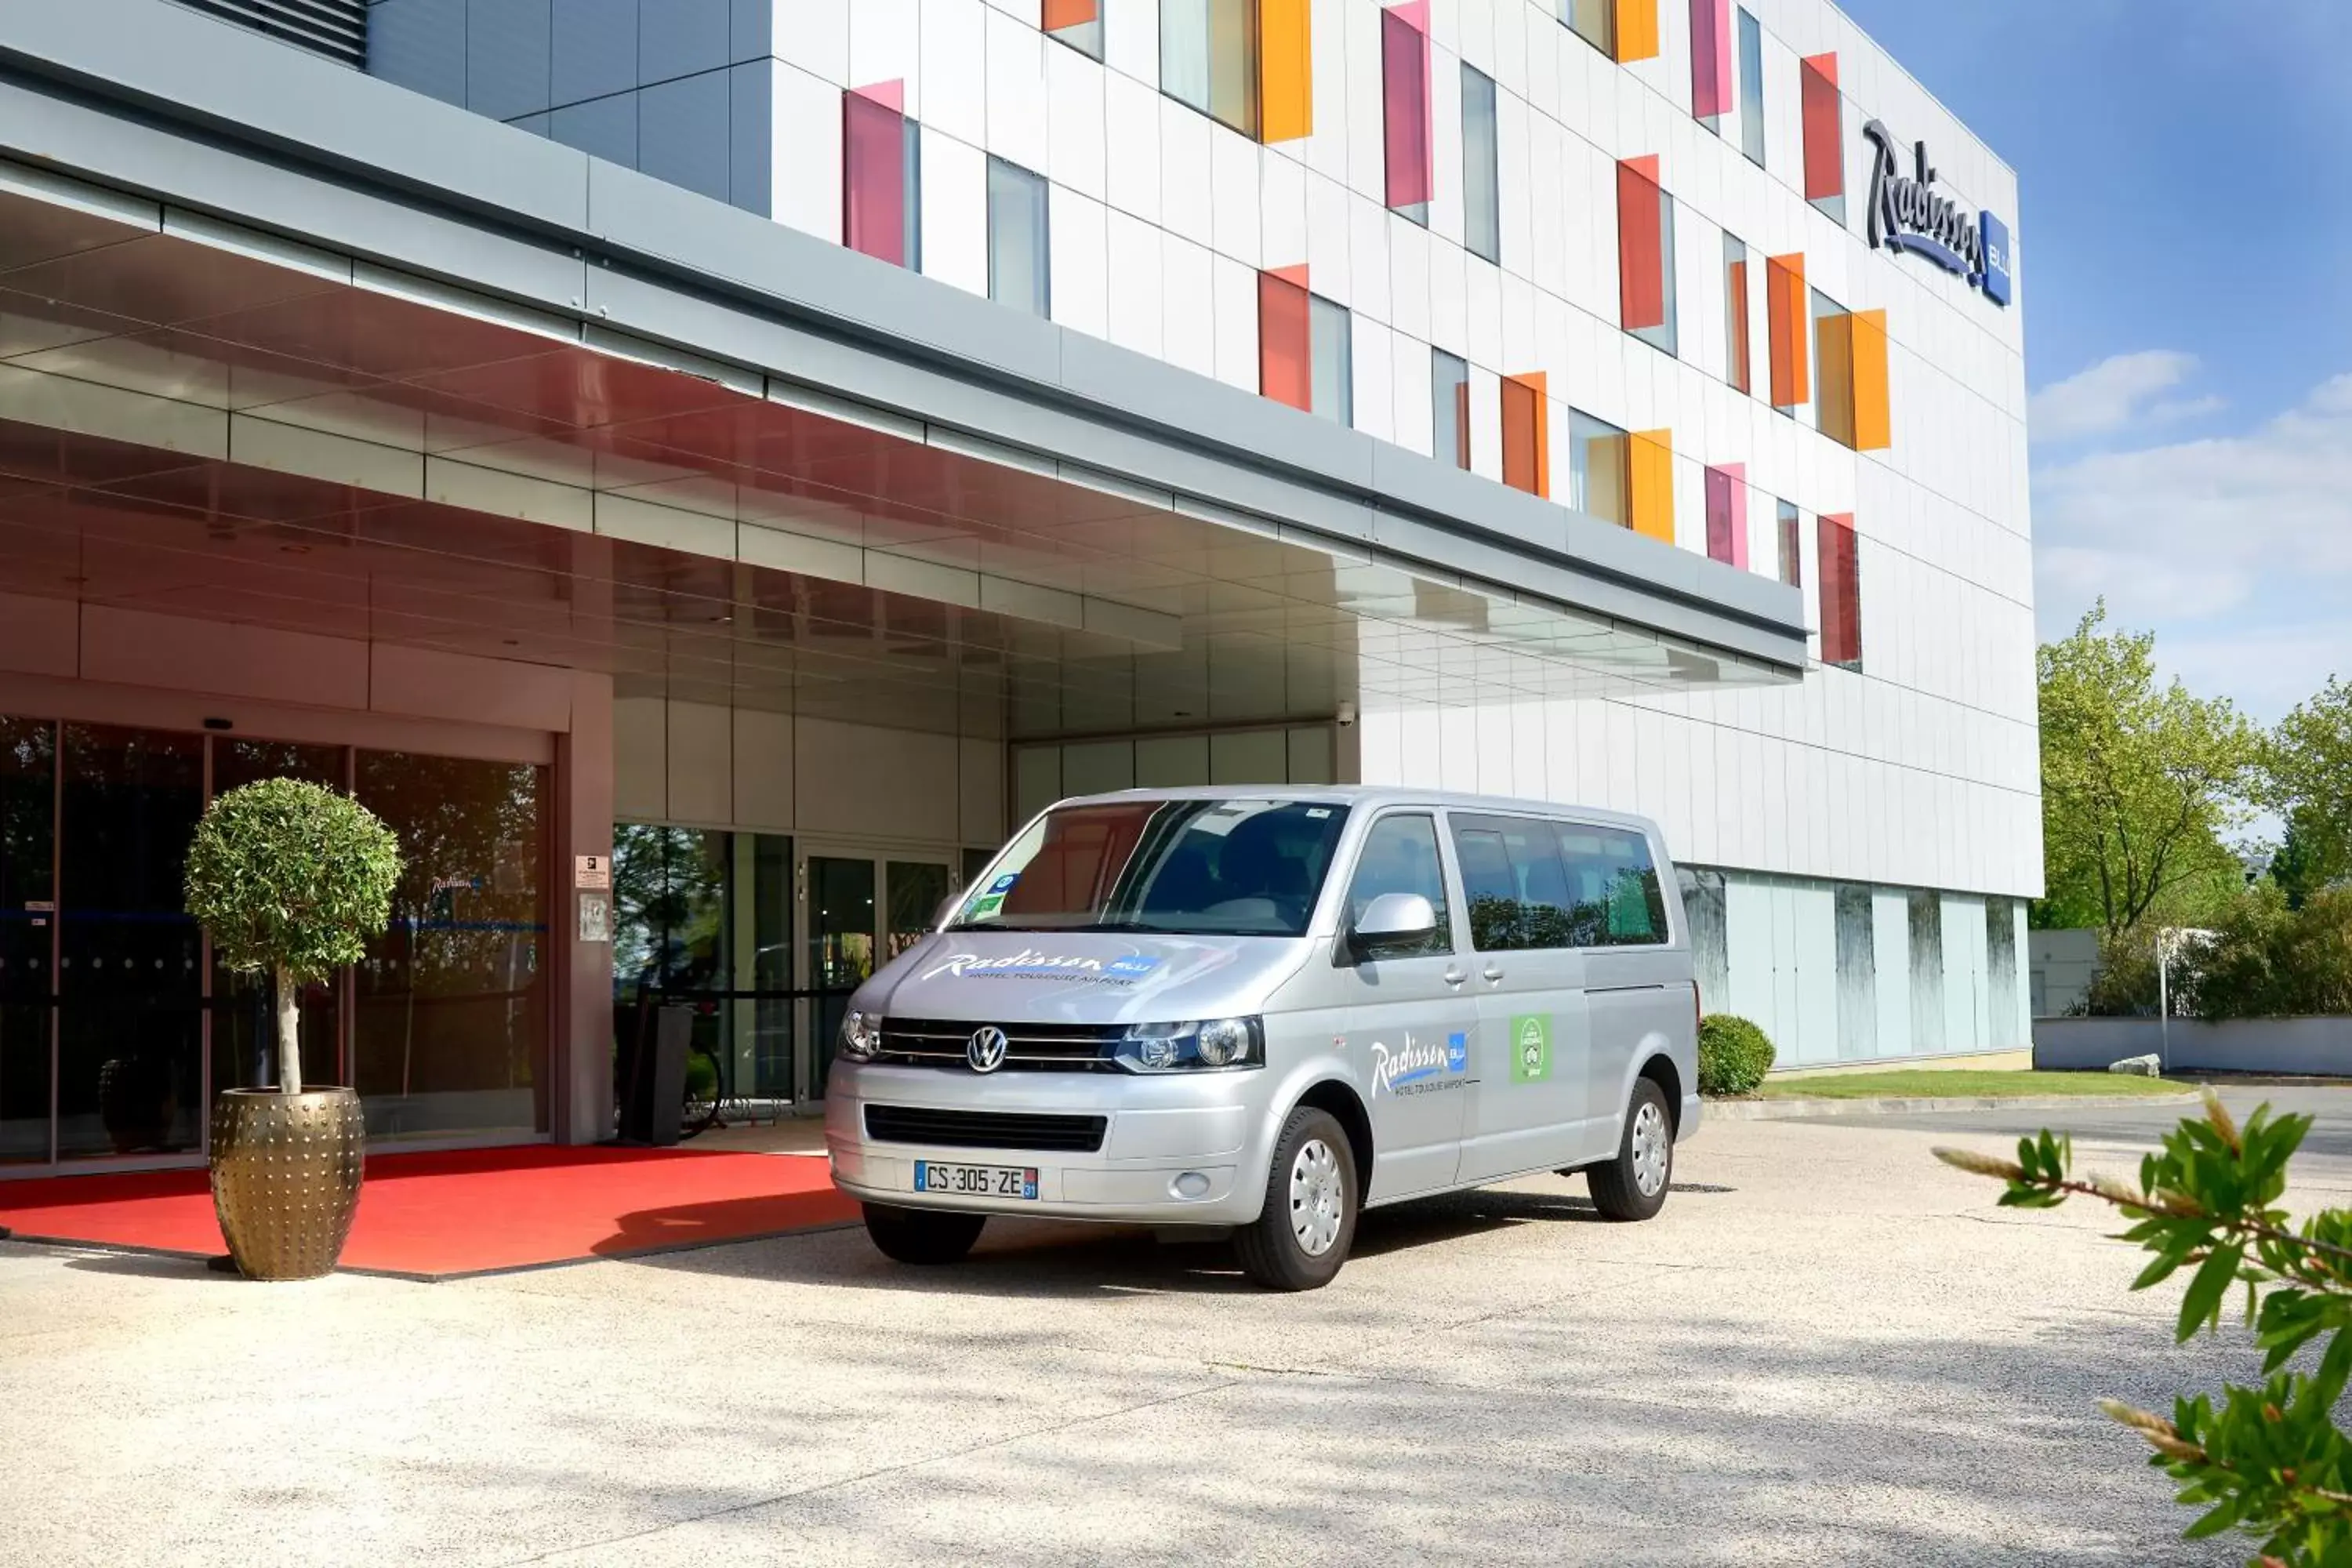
<box><xmin>1705</xmin><ymin>1090</ymin><xmax>2201</xmax><ymax>1121</ymax></box>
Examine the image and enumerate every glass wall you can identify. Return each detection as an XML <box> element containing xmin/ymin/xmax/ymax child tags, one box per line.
<box><xmin>611</xmin><ymin>825</ymin><xmax>795</xmax><ymax>1109</ymax></box>
<box><xmin>209</xmin><ymin>739</ymin><xmax>345</xmax><ymax>1100</ymax></box>
<box><xmin>354</xmin><ymin>753</ymin><xmax>548</xmax><ymax>1142</ymax></box>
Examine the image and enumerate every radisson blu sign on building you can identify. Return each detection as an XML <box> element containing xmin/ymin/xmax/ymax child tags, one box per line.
<box><xmin>1862</xmin><ymin>121</ymin><xmax>2013</xmax><ymax>307</ymax></box>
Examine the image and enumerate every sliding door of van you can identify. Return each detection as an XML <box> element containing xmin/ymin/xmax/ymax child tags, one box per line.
<box><xmin>1562</xmin><ymin>822</ymin><xmax>1683</xmax><ymax>1161</ymax></box>
<box><xmin>1447</xmin><ymin>812</ymin><xmax>1593</xmax><ymax>1183</ymax></box>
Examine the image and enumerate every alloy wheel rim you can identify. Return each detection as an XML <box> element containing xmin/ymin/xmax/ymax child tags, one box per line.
<box><xmin>1289</xmin><ymin>1138</ymin><xmax>1344</xmax><ymax>1256</ymax></box>
<box><xmin>1630</xmin><ymin>1102</ymin><xmax>1669</xmax><ymax>1198</ymax></box>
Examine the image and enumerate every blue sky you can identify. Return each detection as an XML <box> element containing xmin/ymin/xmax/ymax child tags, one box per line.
<box><xmin>1837</xmin><ymin>0</ymin><xmax>2352</xmax><ymax>720</ymax></box>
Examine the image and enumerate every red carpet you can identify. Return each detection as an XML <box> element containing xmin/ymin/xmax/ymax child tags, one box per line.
<box><xmin>0</xmin><ymin>1145</ymin><xmax>859</xmax><ymax>1279</ymax></box>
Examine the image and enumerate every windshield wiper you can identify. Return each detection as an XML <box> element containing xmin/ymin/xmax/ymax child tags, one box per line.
<box><xmin>1064</xmin><ymin>920</ymin><xmax>1167</xmax><ymax>934</ymax></box>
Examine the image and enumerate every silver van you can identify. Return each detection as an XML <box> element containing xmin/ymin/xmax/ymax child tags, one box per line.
<box><xmin>824</xmin><ymin>787</ymin><xmax>1700</xmax><ymax>1290</ymax></box>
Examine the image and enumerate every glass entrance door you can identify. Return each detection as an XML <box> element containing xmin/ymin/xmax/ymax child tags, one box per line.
<box><xmin>798</xmin><ymin>851</ymin><xmax>951</xmax><ymax>1100</ymax></box>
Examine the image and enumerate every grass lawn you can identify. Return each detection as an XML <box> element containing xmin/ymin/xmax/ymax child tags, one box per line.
<box><xmin>1755</xmin><ymin>1069</ymin><xmax>2192</xmax><ymax>1101</ymax></box>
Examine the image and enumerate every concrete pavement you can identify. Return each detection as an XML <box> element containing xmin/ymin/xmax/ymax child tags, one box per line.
<box><xmin>7</xmin><ymin>1091</ymin><xmax>2334</xmax><ymax>1566</ymax></box>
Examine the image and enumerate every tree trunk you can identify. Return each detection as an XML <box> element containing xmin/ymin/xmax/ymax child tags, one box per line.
<box><xmin>275</xmin><ymin>964</ymin><xmax>303</xmax><ymax>1096</ymax></box>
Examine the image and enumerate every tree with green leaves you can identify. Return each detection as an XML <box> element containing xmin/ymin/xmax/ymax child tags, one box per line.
<box><xmin>1939</xmin><ymin>1093</ymin><xmax>2352</xmax><ymax>1566</ymax></box>
<box><xmin>2272</xmin><ymin>680</ymin><xmax>2352</xmax><ymax>902</ymax></box>
<box><xmin>2038</xmin><ymin>601</ymin><xmax>2264</xmax><ymax>936</ymax></box>
<box><xmin>185</xmin><ymin>779</ymin><xmax>401</xmax><ymax>1096</ymax></box>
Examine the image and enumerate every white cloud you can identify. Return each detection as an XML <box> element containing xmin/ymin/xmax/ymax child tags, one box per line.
<box><xmin>2028</xmin><ymin>350</ymin><xmax>2223</xmax><ymax>445</ymax></box>
<box><xmin>2034</xmin><ymin>371</ymin><xmax>2352</xmax><ymax>717</ymax></box>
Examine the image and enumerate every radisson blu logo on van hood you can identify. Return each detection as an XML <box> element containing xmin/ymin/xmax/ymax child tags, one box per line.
<box><xmin>920</xmin><ymin>950</ymin><xmax>1164</xmax><ymax>985</ymax></box>
<box><xmin>1862</xmin><ymin>120</ymin><xmax>2012</xmax><ymax>307</ymax></box>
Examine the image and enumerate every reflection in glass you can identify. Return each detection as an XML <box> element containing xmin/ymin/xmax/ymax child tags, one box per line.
<box><xmin>1462</xmin><ymin>64</ymin><xmax>1501</xmax><ymax>264</ymax></box>
<box><xmin>0</xmin><ymin>718</ymin><xmax>54</xmax><ymax>1162</ymax></box>
<box><xmin>986</xmin><ymin>157</ymin><xmax>1051</xmax><ymax>319</ymax></box>
<box><xmin>209</xmin><ymin>739</ymin><xmax>346</xmax><ymax>1096</ymax></box>
<box><xmin>887</xmin><ymin>862</ymin><xmax>950</xmax><ymax>963</ymax></box>
<box><xmin>58</xmin><ymin>725</ymin><xmax>204</xmax><ymax>1158</ymax></box>
<box><xmin>808</xmin><ymin>857</ymin><xmax>877</xmax><ymax>1097</ymax></box>
<box><xmin>354</xmin><ymin>753</ymin><xmax>546</xmax><ymax>1140</ymax></box>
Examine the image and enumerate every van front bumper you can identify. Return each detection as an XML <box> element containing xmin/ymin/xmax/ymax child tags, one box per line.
<box><xmin>824</xmin><ymin>1062</ymin><xmax>1272</xmax><ymax>1227</ymax></box>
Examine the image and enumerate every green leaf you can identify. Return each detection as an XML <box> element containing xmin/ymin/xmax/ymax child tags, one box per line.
<box><xmin>2177</xmin><ymin>1245</ymin><xmax>2244</xmax><ymax>1341</ymax></box>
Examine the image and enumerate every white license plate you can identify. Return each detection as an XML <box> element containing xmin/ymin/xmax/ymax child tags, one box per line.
<box><xmin>914</xmin><ymin>1160</ymin><xmax>1039</xmax><ymax>1200</ymax></box>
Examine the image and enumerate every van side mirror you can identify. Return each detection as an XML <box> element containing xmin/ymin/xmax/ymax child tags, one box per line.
<box><xmin>1348</xmin><ymin>892</ymin><xmax>1439</xmax><ymax>957</ymax></box>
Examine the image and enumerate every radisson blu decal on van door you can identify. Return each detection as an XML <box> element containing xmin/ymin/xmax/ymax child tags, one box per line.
<box><xmin>918</xmin><ymin>950</ymin><xmax>1165</xmax><ymax>985</ymax></box>
<box><xmin>1369</xmin><ymin>1030</ymin><xmax>1472</xmax><ymax>1097</ymax></box>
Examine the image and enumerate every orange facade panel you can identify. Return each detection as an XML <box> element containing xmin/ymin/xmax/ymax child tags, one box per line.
<box><xmin>1629</xmin><ymin>429</ymin><xmax>1674</xmax><ymax>544</ymax></box>
<box><xmin>1615</xmin><ymin>0</ymin><xmax>1661</xmax><ymax>62</ymax></box>
<box><xmin>1851</xmin><ymin>308</ymin><xmax>1892</xmax><ymax>451</ymax></box>
<box><xmin>1766</xmin><ymin>252</ymin><xmax>1809</xmax><ymax>411</ymax></box>
<box><xmin>1501</xmin><ymin>372</ymin><xmax>1550</xmax><ymax>499</ymax></box>
<box><xmin>1259</xmin><ymin>0</ymin><xmax>1314</xmax><ymax>143</ymax></box>
<box><xmin>1042</xmin><ymin>0</ymin><xmax>1098</xmax><ymax>27</ymax></box>
<box><xmin>1815</xmin><ymin>310</ymin><xmax>1856</xmax><ymax>448</ymax></box>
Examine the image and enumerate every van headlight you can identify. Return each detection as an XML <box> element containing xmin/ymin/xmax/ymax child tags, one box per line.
<box><xmin>837</xmin><ymin>1010</ymin><xmax>884</xmax><ymax>1062</ymax></box>
<box><xmin>1112</xmin><ymin>1018</ymin><xmax>1263</xmax><ymax>1073</ymax></box>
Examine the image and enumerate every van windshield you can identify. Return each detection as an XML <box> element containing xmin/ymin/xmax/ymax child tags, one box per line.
<box><xmin>953</xmin><ymin>799</ymin><xmax>1352</xmax><ymax>938</ymax></box>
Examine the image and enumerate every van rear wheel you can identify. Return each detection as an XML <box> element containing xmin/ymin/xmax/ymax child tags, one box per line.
<box><xmin>1234</xmin><ymin>1106</ymin><xmax>1357</xmax><ymax>1291</ymax></box>
<box><xmin>862</xmin><ymin>1203</ymin><xmax>986</xmax><ymax>1265</ymax></box>
<box><xmin>1587</xmin><ymin>1078</ymin><xmax>1673</xmax><ymax>1222</ymax></box>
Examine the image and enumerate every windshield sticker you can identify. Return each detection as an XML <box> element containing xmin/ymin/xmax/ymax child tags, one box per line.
<box><xmin>1370</xmin><ymin>1031</ymin><xmax>1471</xmax><ymax>1098</ymax></box>
<box><xmin>1306</xmin><ymin>808</ymin><xmax>1331</xmax><ymax>818</ymax></box>
<box><xmin>966</xmin><ymin>894</ymin><xmax>1006</xmax><ymax>919</ymax></box>
<box><xmin>986</xmin><ymin>873</ymin><xmax>1019</xmax><ymax>894</ymax></box>
<box><xmin>1511</xmin><ymin>1014</ymin><xmax>1552</xmax><ymax>1083</ymax></box>
<box><xmin>921</xmin><ymin>949</ymin><xmax>1165</xmax><ymax>985</ymax></box>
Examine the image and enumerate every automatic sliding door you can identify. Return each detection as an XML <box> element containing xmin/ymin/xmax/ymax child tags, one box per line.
<box><xmin>804</xmin><ymin>855</ymin><xmax>877</xmax><ymax>1099</ymax></box>
<box><xmin>56</xmin><ymin>725</ymin><xmax>204</xmax><ymax>1159</ymax></box>
<box><xmin>0</xmin><ymin>720</ymin><xmax>54</xmax><ymax>1163</ymax></box>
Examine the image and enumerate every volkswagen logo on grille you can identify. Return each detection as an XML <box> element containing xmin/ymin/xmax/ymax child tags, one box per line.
<box><xmin>967</xmin><ymin>1025</ymin><xmax>1011</xmax><ymax>1073</ymax></box>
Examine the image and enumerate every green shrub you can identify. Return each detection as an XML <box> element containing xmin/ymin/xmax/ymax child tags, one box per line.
<box><xmin>186</xmin><ymin>779</ymin><xmax>400</xmax><ymax>1095</ymax></box>
<box><xmin>1697</xmin><ymin>1014</ymin><xmax>1775</xmax><ymax>1097</ymax></box>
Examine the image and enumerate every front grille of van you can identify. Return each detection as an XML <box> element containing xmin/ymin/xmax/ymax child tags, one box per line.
<box><xmin>873</xmin><ymin>1019</ymin><xmax>1124</xmax><ymax>1073</ymax></box>
<box><xmin>864</xmin><ymin>1105</ymin><xmax>1109</xmax><ymax>1153</ymax></box>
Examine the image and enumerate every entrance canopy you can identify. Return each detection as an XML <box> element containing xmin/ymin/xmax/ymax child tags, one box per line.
<box><xmin>0</xmin><ymin>2</ymin><xmax>1803</xmax><ymax>739</ymax></box>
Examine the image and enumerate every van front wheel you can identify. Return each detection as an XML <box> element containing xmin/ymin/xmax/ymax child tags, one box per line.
<box><xmin>1587</xmin><ymin>1078</ymin><xmax>1673</xmax><ymax>1221</ymax></box>
<box><xmin>862</xmin><ymin>1203</ymin><xmax>986</xmax><ymax>1265</ymax></box>
<box><xmin>1234</xmin><ymin>1106</ymin><xmax>1358</xmax><ymax>1291</ymax></box>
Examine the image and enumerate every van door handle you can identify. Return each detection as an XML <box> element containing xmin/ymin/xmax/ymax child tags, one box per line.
<box><xmin>1442</xmin><ymin>966</ymin><xmax>1467</xmax><ymax>986</ymax></box>
<box><xmin>1482</xmin><ymin>965</ymin><xmax>1504</xmax><ymax>983</ymax></box>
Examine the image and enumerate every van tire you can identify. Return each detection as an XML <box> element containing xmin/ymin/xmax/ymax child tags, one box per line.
<box><xmin>862</xmin><ymin>1203</ymin><xmax>987</xmax><ymax>1265</ymax></box>
<box><xmin>1234</xmin><ymin>1106</ymin><xmax>1358</xmax><ymax>1291</ymax></box>
<box><xmin>1587</xmin><ymin>1078</ymin><xmax>1673</xmax><ymax>1222</ymax></box>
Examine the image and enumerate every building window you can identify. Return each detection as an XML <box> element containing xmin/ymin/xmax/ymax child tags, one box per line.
<box><xmin>1690</xmin><ymin>0</ymin><xmax>1731</xmax><ymax>133</ymax></box>
<box><xmin>1432</xmin><ymin>349</ymin><xmax>1469</xmax><ymax>469</ymax></box>
<box><xmin>1813</xmin><ymin>299</ymin><xmax>1892</xmax><ymax>452</ymax></box>
<box><xmin>1311</xmin><ymin>294</ymin><xmax>1353</xmax><ymax>426</ymax></box>
<box><xmin>1704</xmin><ymin>463</ymin><xmax>1746</xmax><ymax>568</ymax></box>
<box><xmin>1617</xmin><ymin>155</ymin><xmax>1676</xmax><ymax>357</ymax></box>
<box><xmin>1818</xmin><ymin>513</ymin><xmax>1861</xmax><ymax>668</ymax></box>
<box><xmin>1559</xmin><ymin>0</ymin><xmax>1614</xmax><ymax>56</ymax></box>
<box><xmin>1163</xmin><ymin>0</ymin><xmax>1259</xmax><ymax>139</ymax></box>
<box><xmin>1461</xmin><ymin>64</ymin><xmax>1501</xmax><ymax>264</ymax></box>
<box><xmin>1766</xmin><ymin>252</ymin><xmax>1808</xmax><ymax>414</ymax></box>
<box><xmin>1737</xmin><ymin>9</ymin><xmax>1765</xmax><ymax>167</ymax></box>
<box><xmin>1722</xmin><ymin>232</ymin><xmax>1751</xmax><ymax>394</ymax></box>
<box><xmin>844</xmin><ymin>86</ymin><xmax>920</xmax><ymax>271</ymax></box>
<box><xmin>1801</xmin><ymin>53</ymin><xmax>1844</xmax><ymax>223</ymax></box>
<box><xmin>1382</xmin><ymin>2</ymin><xmax>1433</xmax><ymax>224</ymax></box>
<box><xmin>1776</xmin><ymin>499</ymin><xmax>1802</xmax><ymax>588</ymax></box>
<box><xmin>987</xmin><ymin>157</ymin><xmax>1050</xmax><ymax>318</ymax></box>
<box><xmin>1569</xmin><ymin>409</ymin><xmax>1629</xmax><ymax>527</ymax></box>
<box><xmin>1501</xmin><ymin>373</ymin><xmax>1549</xmax><ymax>498</ymax></box>
<box><xmin>1044</xmin><ymin>0</ymin><xmax>1105</xmax><ymax>58</ymax></box>
<box><xmin>1259</xmin><ymin>269</ymin><xmax>1350</xmax><ymax>426</ymax></box>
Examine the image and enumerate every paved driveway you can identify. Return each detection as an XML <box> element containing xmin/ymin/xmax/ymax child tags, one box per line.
<box><xmin>8</xmin><ymin>1091</ymin><xmax>2337</xmax><ymax>1567</ymax></box>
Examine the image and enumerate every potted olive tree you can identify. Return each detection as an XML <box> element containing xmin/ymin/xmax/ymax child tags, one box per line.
<box><xmin>185</xmin><ymin>779</ymin><xmax>400</xmax><ymax>1280</ymax></box>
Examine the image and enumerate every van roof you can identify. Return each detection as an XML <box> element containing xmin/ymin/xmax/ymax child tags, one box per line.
<box><xmin>1049</xmin><ymin>784</ymin><xmax>1666</xmax><ymax>840</ymax></box>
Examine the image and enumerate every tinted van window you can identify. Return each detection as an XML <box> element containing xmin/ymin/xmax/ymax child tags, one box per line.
<box><xmin>1451</xmin><ymin>814</ymin><xmax>1580</xmax><ymax>952</ymax></box>
<box><xmin>1557</xmin><ymin>823</ymin><xmax>1670</xmax><ymax>946</ymax></box>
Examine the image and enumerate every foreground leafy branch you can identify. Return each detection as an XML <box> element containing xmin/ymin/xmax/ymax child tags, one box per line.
<box><xmin>1936</xmin><ymin>1091</ymin><xmax>2352</xmax><ymax>1566</ymax></box>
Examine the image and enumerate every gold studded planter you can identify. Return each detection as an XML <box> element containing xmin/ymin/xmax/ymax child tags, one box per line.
<box><xmin>209</xmin><ymin>1088</ymin><xmax>366</xmax><ymax>1281</ymax></box>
